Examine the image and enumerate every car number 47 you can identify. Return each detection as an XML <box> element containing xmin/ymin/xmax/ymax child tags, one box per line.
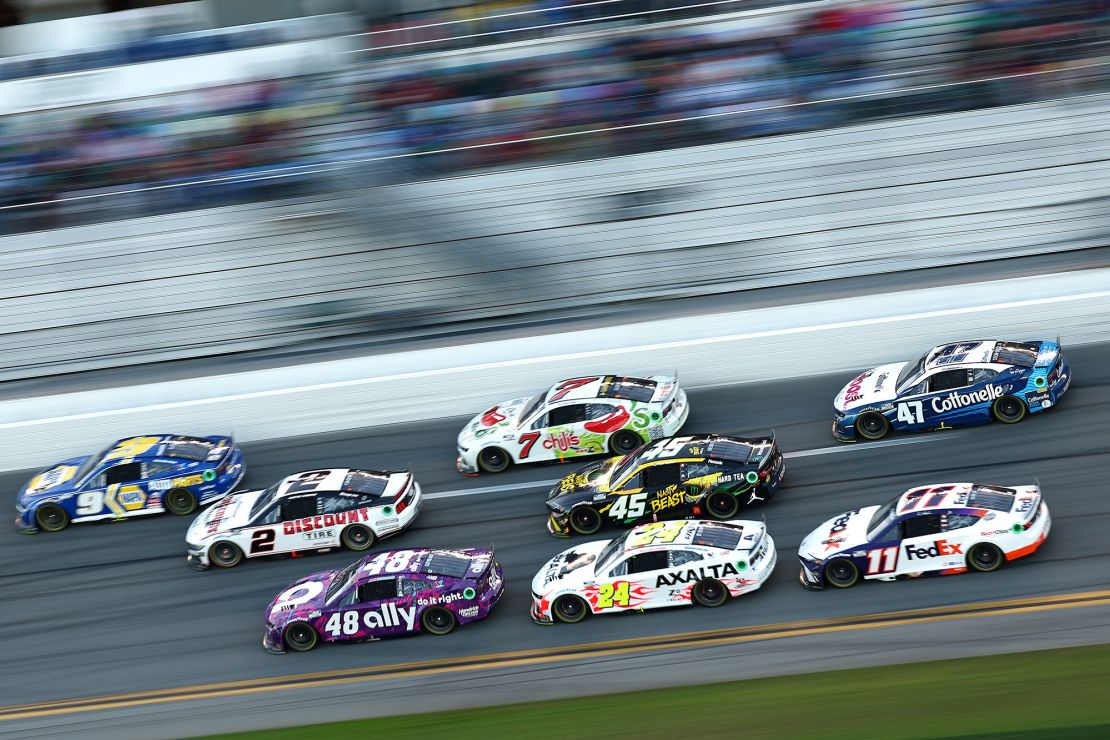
<box><xmin>896</xmin><ymin>401</ymin><xmax>925</xmax><ymax>424</ymax></box>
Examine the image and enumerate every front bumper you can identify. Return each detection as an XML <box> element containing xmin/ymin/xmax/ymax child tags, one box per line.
<box><xmin>14</xmin><ymin>514</ymin><xmax>36</xmax><ymax>534</ymax></box>
<box><xmin>456</xmin><ymin>455</ymin><xmax>479</xmax><ymax>475</ymax></box>
<box><xmin>831</xmin><ymin>415</ymin><xmax>856</xmax><ymax>442</ymax></box>
<box><xmin>530</xmin><ymin>596</ymin><xmax>554</xmax><ymax>625</ymax></box>
<box><xmin>797</xmin><ymin>557</ymin><xmax>825</xmax><ymax>591</ymax></box>
<box><xmin>186</xmin><ymin>546</ymin><xmax>210</xmax><ymax>570</ymax></box>
<box><xmin>262</xmin><ymin>628</ymin><xmax>286</xmax><ymax>655</ymax></box>
<box><xmin>545</xmin><ymin>511</ymin><xmax>570</xmax><ymax>538</ymax></box>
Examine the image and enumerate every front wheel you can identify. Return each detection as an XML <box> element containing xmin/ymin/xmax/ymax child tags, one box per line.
<box><xmin>341</xmin><ymin>524</ymin><xmax>375</xmax><ymax>552</ymax></box>
<box><xmin>209</xmin><ymin>541</ymin><xmax>243</xmax><ymax>568</ymax></box>
<box><xmin>824</xmin><ymin>558</ymin><xmax>860</xmax><ymax>588</ymax></box>
<box><xmin>705</xmin><ymin>490</ymin><xmax>739</xmax><ymax>519</ymax></box>
<box><xmin>421</xmin><ymin>607</ymin><xmax>457</xmax><ymax>635</ymax></box>
<box><xmin>992</xmin><ymin>396</ymin><xmax>1027</xmax><ymax>424</ymax></box>
<box><xmin>692</xmin><ymin>578</ymin><xmax>729</xmax><ymax>607</ymax></box>
<box><xmin>855</xmin><ymin>412</ymin><xmax>890</xmax><ymax>441</ymax></box>
<box><xmin>477</xmin><ymin>447</ymin><xmax>511</xmax><ymax>473</ymax></box>
<box><xmin>553</xmin><ymin>594</ymin><xmax>590</xmax><ymax>624</ymax></box>
<box><xmin>165</xmin><ymin>488</ymin><xmax>198</xmax><ymax>516</ymax></box>
<box><xmin>283</xmin><ymin>622</ymin><xmax>319</xmax><ymax>652</ymax></box>
<box><xmin>609</xmin><ymin>430</ymin><xmax>643</xmax><ymax>455</ymax></box>
<box><xmin>967</xmin><ymin>543</ymin><xmax>1004</xmax><ymax>572</ymax></box>
<box><xmin>568</xmin><ymin>506</ymin><xmax>602</xmax><ymax>535</ymax></box>
<box><xmin>35</xmin><ymin>504</ymin><xmax>70</xmax><ymax>532</ymax></box>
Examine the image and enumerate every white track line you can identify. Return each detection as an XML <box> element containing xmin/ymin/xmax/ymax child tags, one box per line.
<box><xmin>423</xmin><ymin>434</ymin><xmax>953</xmax><ymax>500</ymax></box>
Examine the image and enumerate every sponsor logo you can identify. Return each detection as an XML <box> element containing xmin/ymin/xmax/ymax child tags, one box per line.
<box><xmin>459</xmin><ymin>606</ymin><xmax>479</xmax><ymax>618</ymax></box>
<box><xmin>205</xmin><ymin>495</ymin><xmax>236</xmax><ymax>533</ymax></box>
<box><xmin>875</xmin><ymin>373</ymin><xmax>889</xmax><ymax>390</ymax></box>
<box><xmin>904</xmin><ymin>539</ymin><xmax>963</xmax><ymax>560</ymax></box>
<box><xmin>283</xmin><ymin>508</ymin><xmax>371</xmax><ymax>535</ymax></box>
<box><xmin>981</xmin><ymin>529</ymin><xmax>1009</xmax><ymax>536</ymax></box>
<box><xmin>930</xmin><ymin>385</ymin><xmax>1003</xmax><ymax>414</ymax></box>
<box><xmin>651</xmin><ymin>485</ymin><xmax>686</xmax><ymax>513</ymax></box>
<box><xmin>655</xmin><ymin>561</ymin><xmax>741</xmax><ymax>587</ymax></box>
<box><xmin>416</xmin><ymin>592</ymin><xmax>465</xmax><ymax>606</ymax></box>
<box><xmin>303</xmin><ymin>529</ymin><xmax>334</xmax><ymax>541</ymax></box>
<box><xmin>544</xmin><ymin>432</ymin><xmax>581</xmax><ymax>452</ymax></box>
<box><xmin>843</xmin><ymin>372</ymin><xmax>872</xmax><ymax>404</ymax></box>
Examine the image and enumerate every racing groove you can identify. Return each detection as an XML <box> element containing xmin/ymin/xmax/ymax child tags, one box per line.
<box><xmin>1</xmin><ymin>344</ymin><xmax>1108</xmax><ymax>723</ymax></box>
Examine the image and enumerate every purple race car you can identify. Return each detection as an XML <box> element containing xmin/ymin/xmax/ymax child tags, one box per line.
<box><xmin>263</xmin><ymin>547</ymin><xmax>504</xmax><ymax>653</ymax></box>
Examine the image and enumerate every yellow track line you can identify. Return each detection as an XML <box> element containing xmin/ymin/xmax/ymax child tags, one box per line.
<box><xmin>3</xmin><ymin>589</ymin><xmax>1109</xmax><ymax>722</ymax></box>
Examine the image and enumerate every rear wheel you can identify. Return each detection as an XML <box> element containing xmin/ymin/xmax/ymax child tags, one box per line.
<box><xmin>341</xmin><ymin>524</ymin><xmax>375</xmax><ymax>552</ymax></box>
<box><xmin>992</xmin><ymin>396</ymin><xmax>1027</xmax><ymax>424</ymax></box>
<box><xmin>968</xmin><ymin>543</ymin><xmax>1004</xmax><ymax>572</ymax></box>
<box><xmin>705</xmin><ymin>490</ymin><xmax>739</xmax><ymax>520</ymax></box>
<box><xmin>692</xmin><ymin>578</ymin><xmax>729</xmax><ymax>607</ymax></box>
<box><xmin>824</xmin><ymin>558</ymin><xmax>860</xmax><ymax>588</ymax></box>
<box><xmin>568</xmin><ymin>506</ymin><xmax>602</xmax><ymax>535</ymax></box>
<box><xmin>553</xmin><ymin>594</ymin><xmax>589</xmax><ymax>624</ymax></box>
<box><xmin>855</xmin><ymin>412</ymin><xmax>890</xmax><ymax>441</ymax></box>
<box><xmin>35</xmin><ymin>504</ymin><xmax>69</xmax><ymax>532</ymax></box>
<box><xmin>283</xmin><ymin>622</ymin><xmax>319</xmax><ymax>652</ymax></box>
<box><xmin>609</xmin><ymin>430</ymin><xmax>643</xmax><ymax>455</ymax></box>
<box><xmin>421</xmin><ymin>607</ymin><xmax>457</xmax><ymax>635</ymax></box>
<box><xmin>165</xmin><ymin>488</ymin><xmax>197</xmax><ymax>516</ymax></box>
<box><xmin>209</xmin><ymin>541</ymin><xmax>243</xmax><ymax>568</ymax></box>
<box><xmin>477</xmin><ymin>447</ymin><xmax>511</xmax><ymax>473</ymax></box>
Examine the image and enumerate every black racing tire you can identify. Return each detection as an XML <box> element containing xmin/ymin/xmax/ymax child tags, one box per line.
<box><xmin>165</xmin><ymin>488</ymin><xmax>198</xmax><ymax>516</ymax></box>
<box><xmin>991</xmin><ymin>395</ymin><xmax>1027</xmax><ymax>424</ymax></box>
<box><xmin>609</xmin><ymin>430</ymin><xmax>644</xmax><ymax>455</ymax></box>
<box><xmin>568</xmin><ymin>506</ymin><xmax>603</xmax><ymax>535</ymax></box>
<box><xmin>553</xmin><ymin>594</ymin><xmax>590</xmax><ymax>624</ymax></box>
<box><xmin>855</xmin><ymin>412</ymin><xmax>890</xmax><ymax>441</ymax></box>
<box><xmin>967</xmin><ymin>542</ymin><xmax>1004</xmax><ymax>573</ymax></box>
<box><xmin>692</xmin><ymin>578</ymin><xmax>729</xmax><ymax>607</ymax></box>
<box><xmin>35</xmin><ymin>504</ymin><xmax>70</xmax><ymax>532</ymax></box>
<box><xmin>340</xmin><ymin>524</ymin><xmax>375</xmax><ymax>552</ymax></box>
<box><xmin>421</xmin><ymin>607</ymin><xmax>457</xmax><ymax>636</ymax></box>
<box><xmin>283</xmin><ymin>622</ymin><xmax>319</xmax><ymax>652</ymax></box>
<box><xmin>705</xmin><ymin>490</ymin><xmax>740</xmax><ymax>520</ymax></box>
<box><xmin>208</xmin><ymin>541</ymin><xmax>243</xmax><ymax>568</ymax></box>
<box><xmin>477</xmin><ymin>447</ymin><xmax>511</xmax><ymax>473</ymax></box>
<box><xmin>824</xmin><ymin>558</ymin><xmax>861</xmax><ymax>588</ymax></box>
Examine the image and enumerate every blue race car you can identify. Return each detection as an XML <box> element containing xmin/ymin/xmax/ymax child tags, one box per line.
<box><xmin>832</xmin><ymin>339</ymin><xmax>1070</xmax><ymax>442</ymax></box>
<box><xmin>15</xmin><ymin>434</ymin><xmax>245</xmax><ymax>533</ymax></box>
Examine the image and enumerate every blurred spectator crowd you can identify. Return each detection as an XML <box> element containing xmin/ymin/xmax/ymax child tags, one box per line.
<box><xmin>1</xmin><ymin>0</ymin><xmax>1107</xmax><ymax>232</ymax></box>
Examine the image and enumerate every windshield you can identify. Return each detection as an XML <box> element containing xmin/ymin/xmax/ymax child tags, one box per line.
<box><xmin>595</xmin><ymin>535</ymin><xmax>626</xmax><ymax>574</ymax></box>
<box><xmin>325</xmin><ymin>561</ymin><xmax>361</xmax><ymax>603</ymax></box>
<box><xmin>609</xmin><ymin>452</ymin><xmax>638</xmax><ymax>484</ymax></box>
<box><xmin>518</xmin><ymin>390</ymin><xmax>547</xmax><ymax>424</ymax></box>
<box><xmin>74</xmin><ymin>446</ymin><xmax>112</xmax><ymax>484</ymax></box>
<box><xmin>867</xmin><ymin>498</ymin><xmax>899</xmax><ymax>538</ymax></box>
<box><xmin>896</xmin><ymin>352</ymin><xmax>928</xmax><ymax>392</ymax></box>
<box><xmin>249</xmin><ymin>483</ymin><xmax>281</xmax><ymax>519</ymax></box>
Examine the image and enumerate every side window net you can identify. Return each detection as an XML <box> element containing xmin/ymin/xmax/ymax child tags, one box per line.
<box><xmin>642</xmin><ymin>464</ymin><xmax>681</xmax><ymax>489</ymax></box>
<box><xmin>358</xmin><ymin>578</ymin><xmax>398</xmax><ymax>603</ymax></box>
<box><xmin>929</xmin><ymin>370</ymin><xmax>970</xmax><ymax>393</ymax></box>
<box><xmin>628</xmin><ymin>550</ymin><xmax>670</xmax><ymax>574</ymax></box>
<box><xmin>281</xmin><ymin>495</ymin><xmax>317</xmax><ymax>521</ymax></box>
<box><xmin>548</xmin><ymin>405</ymin><xmax>585</xmax><ymax>426</ymax></box>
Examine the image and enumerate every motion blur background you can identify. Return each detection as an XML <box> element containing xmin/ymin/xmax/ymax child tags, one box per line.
<box><xmin>1</xmin><ymin>0</ymin><xmax>1107</xmax><ymax>384</ymax></box>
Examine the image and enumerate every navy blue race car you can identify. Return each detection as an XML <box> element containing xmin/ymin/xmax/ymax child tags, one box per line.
<box><xmin>832</xmin><ymin>339</ymin><xmax>1069</xmax><ymax>442</ymax></box>
<box><xmin>15</xmin><ymin>434</ymin><xmax>245</xmax><ymax>533</ymax></box>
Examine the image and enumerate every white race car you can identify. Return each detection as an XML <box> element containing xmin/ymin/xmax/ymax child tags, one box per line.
<box><xmin>457</xmin><ymin>374</ymin><xmax>689</xmax><ymax>474</ymax></box>
<box><xmin>186</xmin><ymin>468</ymin><xmax>421</xmax><ymax>569</ymax></box>
<box><xmin>530</xmin><ymin>519</ymin><xmax>776</xmax><ymax>624</ymax></box>
<box><xmin>797</xmin><ymin>482</ymin><xmax>1050</xmax><ymax>589</ymax></box>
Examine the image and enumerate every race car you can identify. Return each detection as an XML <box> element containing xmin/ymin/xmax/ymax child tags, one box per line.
<box><xmin>456</xmin><ymin>374</ymin><xmax>689</xmax><ymax>475</ymax></box>
<box><xmin>832</xmin><ymin>339</ymin><xmax>1070</xmax><ymax>441</ymax></box>
<box><xmin>545</xmin><ymin>434</ymin><xmax>784</xmax><ymax>537</ymax></box>
<box><xmin>797</xmin><ymin>482</ymin><xmax>1050</xmax><ymax>590</ymax></box>
<box><xmin>531</xmin><ymin>519</ymin><xmax>775</xmax><ymax>624</ymax></box>
<box><xmin>15</xmin><ymin>434</ymin><xmax>244</xmax><ymax>533</ymax></box>
<box><xmin>186</xmin><ymin>468</ymin><xmax>421</xmax><ymax>569</ymax></box>
<box><xmin>264</xmin><ymin>547</ymin><xmax>504</xmax><ymax>652</ymax></box>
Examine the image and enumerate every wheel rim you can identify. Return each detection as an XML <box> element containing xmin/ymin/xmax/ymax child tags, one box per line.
<box><xmin>214</xmin><ymin>544</ymin><xmax>236</xmax><ymax>564</ymax></box>
<box><xmin>829</xmin><ymin>561</ymin><xmax>854</xmax><ymax>583</ymax></box>
<box><xmin>40</xmin><ymin>507</ymin><xmax>63</xmax><ymax>528</ymax></box>
<box><xmin>1000</xmin><ymin>398</ymin><xmax>1022</xmax><ymax>419</ymax></box>
<box><xmin>861</xmin><ymin>415</ymin><xmax>884</xmax><ymax>434</ymax></box>
<box><xmin>571</xmin><ymin>507</ymin><xmax>600</xmax><ymax>532</ymax></box>
<box><xmin>348</xmin><ymin>527</ymin><xmax>369</xmax><ymax>546</ymax></box>
<box><xmin>481</xmin><ymin>448</ymin><xmax>507</xmax><ymax>471</ymax></box>
<box><xmin>708</xmin><ymin>492</ymin><xmax>736</xmax><ymax>517</ymax></box>
<box><xmin>287</xmin><ymin>624</ymin><xmax>314</xmax><ymax>647</ymax></box>
<box><xmin>613</xmin><ymin>433</ymin><xmax>639</xmax><ymax>453</ymax></box>
<box><xmin>556</xmin><ymin>598</ymin><xmax>582</xmax><ymax>619</ymax></box>
<box><xmin>974</xmin><ymin>546</ymin><xmax>998</xmax><ymax>568</ymax></box>
<box><xmin>699</xmin><ymin>582</ymin><xmax>723</xmax><ymax>603</ymax></box>
<box><xmin>429</xmin><ymin>611</ymin><xmax>451</xmax><ymax>629</ymax></box>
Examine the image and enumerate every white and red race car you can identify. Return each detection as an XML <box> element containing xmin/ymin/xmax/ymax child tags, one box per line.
<box><xmin>186</xmin><ymin>468</ymin><xmax>421</xmax><ymax>569</ymax></box>
<box><xmin>798</xmin><ymin>482</ymin><xmax>1050</xmax><ymax>589</ymax></box>
<box><xmin>530</xmin><ymin>519</ymin><xmax>775</xmax><ymax>624</ymax></box>
<box><xmin>456</xmin><ymin>374</ymin><xmax>689</xmax><ymax>474</ymax></box>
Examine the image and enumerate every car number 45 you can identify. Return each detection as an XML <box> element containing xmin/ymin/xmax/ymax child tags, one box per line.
<box><xmin>609</xmin><ymin>493</ymin><xmax>647</xmax><ymax>519</ymax></box>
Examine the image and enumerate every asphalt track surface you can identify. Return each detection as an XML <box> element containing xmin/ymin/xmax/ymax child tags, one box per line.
<box><xmin>2</xmin><ymin>344</ymin><xmax>1109</xmax><ymax>738</ymax></box>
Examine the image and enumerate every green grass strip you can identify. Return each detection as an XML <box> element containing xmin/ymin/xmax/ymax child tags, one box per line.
<box><xmin>201</xmin><ymin>643</ymin><xmax>1110</xmax><ymax>739</ymax></box>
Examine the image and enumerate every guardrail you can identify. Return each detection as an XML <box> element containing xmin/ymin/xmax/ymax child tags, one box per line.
<box><xmin>3</xmin><ymin>93</ymin><xmax>1108</xmax><ymax>383</ymax></box>
<box><xmin>2</xmin><ymin>267</ymin><xmax>1107</xmax><ymax>472</ymax></box>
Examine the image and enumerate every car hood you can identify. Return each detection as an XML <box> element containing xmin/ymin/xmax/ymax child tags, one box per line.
<box><xmin>797</xmin><ymin>505</ymin><xmax>880</xmax><ymax>560</ymax></box>
<box><xmin>458</xmin><ymin>396</ymin><xmax>530</xmax><ymax>443</ymax></box>
<box><xmin>532</xmin><ymin>539</ymin><xmax>611</xmax><ymax>594</ymax></box>
<box><xmin>267</xmin><ymin>569</ymin><xmax>340</xmax><ymax>622</ymax></box>
<box><xmin>833</xmin><ymin>363</ymin><xmax>906</xmax><ymax>412</ymax></box>
<box><xmin>187</xmin><ymin>489</ymin><xmax>265</xmax><ymax>541</ymax></box>
<box><xmin>19</xmin><ymin>456</ymin><xmax>90</xmax><ymax>500</ymax></box>
<box><xmin>548</xmin><ymin>458</ymin><xmax>621</xmax><ymax>501</ymax></box>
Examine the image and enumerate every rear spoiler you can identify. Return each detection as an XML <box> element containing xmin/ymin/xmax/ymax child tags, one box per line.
<box><xmin>1034</xmin><ymin>338</ymin><xmax>1062</xmax><ymax>368</ymax></box>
